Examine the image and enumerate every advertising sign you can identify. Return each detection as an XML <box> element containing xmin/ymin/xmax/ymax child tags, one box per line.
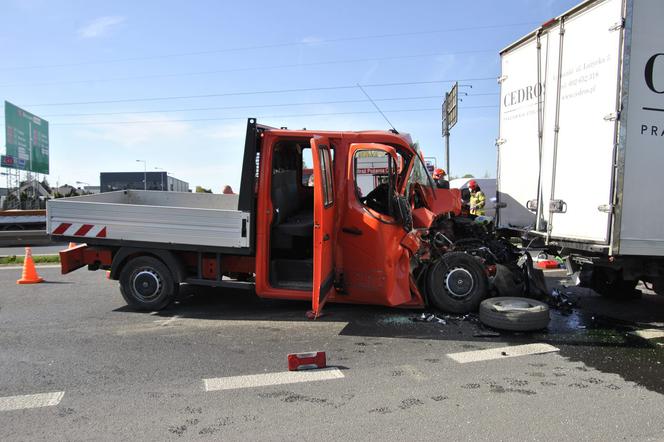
<box><xmin>4</xmin><ymin>101</ymin><xmax>49</xmax><ymax>174</ymax></box>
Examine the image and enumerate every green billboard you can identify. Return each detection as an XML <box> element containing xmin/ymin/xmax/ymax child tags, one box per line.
<box><xmin>4</xmin><ymin>101</ymin><xmax>49</xmax><ymax>174</ymax></box>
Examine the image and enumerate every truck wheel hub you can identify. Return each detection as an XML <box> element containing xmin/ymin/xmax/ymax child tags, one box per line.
<box><xmin>133</xmin><ymin>269</ymin><xmax>162</xmax><ymax>300</ymax></box>
<box><xmin>445</xmin><ymin>267</ymin><xmax>474</xmax><ymax>299</ymax></box>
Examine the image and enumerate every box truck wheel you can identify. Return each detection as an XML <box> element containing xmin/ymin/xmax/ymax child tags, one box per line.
<box><xmin>119</xmin><ymin>256</ymin><xmax>178</xmax><ymax>311</ymax></box>
<box><xmin>591</xmin><ymin>268</ymin><xmax>638</xmax><ymax>299</ymax></box>
<box><xmin>426</xmin><ymin>252</ymin><xmax>489</xmax><ymax>313</ymax></box>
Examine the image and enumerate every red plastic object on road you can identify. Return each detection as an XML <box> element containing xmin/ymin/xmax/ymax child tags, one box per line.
<box><xmin>537</xmin><ymin>260</ymin><xmax>560</xmax><ymax>269</ymax></box>
<box><xmin>287</xmin><ymin>351</ymin><xmax>327</xmax><ymax>371</ymax></box>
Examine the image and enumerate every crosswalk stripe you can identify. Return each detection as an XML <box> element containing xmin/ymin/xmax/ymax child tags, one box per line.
<box><xmin>630</xmin><ymin>329</ymin><xmax>664</xmax><ymax>340</ymax></box>
<box><xmin>0</xmin><ymin>391</ymin><xmax>64</xmax><ymax>412</ymax></box>
<box><xmin>447</xmin><ymin>343</ymin><xmax>559</xmax><ymax>364</ymax></box>
<box><xmin>203</xmin><ymin>368</ymin><xmax>344</xmax><ymax>392</ymax></box>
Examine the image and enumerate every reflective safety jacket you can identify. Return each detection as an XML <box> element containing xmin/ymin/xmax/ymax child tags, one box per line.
<box><xmin>470</xmin><ymin>190</ymin><xmax>486</xmax><ymax>216</ymax></box>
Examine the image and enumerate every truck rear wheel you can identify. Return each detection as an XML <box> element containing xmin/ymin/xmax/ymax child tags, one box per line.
<box><xmin>119</xmin><ymin>256</ymin><xmax>178</xmax><ymax>311</ymax></box>
<box><xmin>591</xmin><ymin>268</ymin><xmax>638</xmax><ymax>299</ymax></box>
<box><xmin>426</xmin><ymin>252</ymin><xmax>489</xmax><ymax>313</ymax></box>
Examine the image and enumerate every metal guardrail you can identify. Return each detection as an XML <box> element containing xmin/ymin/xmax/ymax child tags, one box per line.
<box><xmin>0</xmin><ymin>230</ymin><xmax>51</xmax><ymax>247</ymax></box>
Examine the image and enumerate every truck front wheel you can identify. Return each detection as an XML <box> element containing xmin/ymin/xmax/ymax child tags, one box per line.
<box><xmin>426</xmin><ymin>252</ymin><xmax>489</xmax><ymax>313</ymax></box>
<box><xmin>119</xmin><ymin>256</ymin><xmax>178</xmax><ymax>311</ymax></box>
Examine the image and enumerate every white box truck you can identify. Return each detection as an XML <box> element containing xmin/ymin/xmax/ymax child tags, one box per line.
<box><xmin>497</xmin><ymin>0</ymin><xmax>664</xmax><ymax>296</ymax></box>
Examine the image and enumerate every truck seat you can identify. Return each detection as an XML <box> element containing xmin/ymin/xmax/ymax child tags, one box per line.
<box><xmin>279</xmin><ymin>210</ymin><xmax>314</xmax><ymax>236</ymax></box>
<box><xmin>271</xmin><ymin>170</ymin><xmax>313</xmax><ymax>238</ymax></box>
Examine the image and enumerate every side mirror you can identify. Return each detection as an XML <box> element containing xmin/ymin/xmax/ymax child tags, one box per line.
<box><xmin>393</xmin><ymin>195</ymin><xmax>413</xmax><ymax>231</ymax></box>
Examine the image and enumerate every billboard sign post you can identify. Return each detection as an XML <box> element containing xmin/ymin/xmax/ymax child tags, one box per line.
<box><xmin>442</xmin><ymin>82</ymin><xmax>458</xmax><ymax>175</ymax></box>
<box><xmin>4</xmin><ymin>101</ymin><xmax>49</xmax><ymax>174</ymax></box>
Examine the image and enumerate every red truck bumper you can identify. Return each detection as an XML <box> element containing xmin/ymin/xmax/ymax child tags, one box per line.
<box><xmin>59</xmin><ymin>244</ymin><xmax>113</xmax><ymax>274</ymax></box>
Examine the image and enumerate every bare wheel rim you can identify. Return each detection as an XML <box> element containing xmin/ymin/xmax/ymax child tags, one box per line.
<box><xmin>444</xmin><ymin>267</ymin><xmax>474</xmax><ymax>299</ymax></box>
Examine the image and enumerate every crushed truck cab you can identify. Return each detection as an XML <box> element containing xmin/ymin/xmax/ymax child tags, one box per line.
<box><xmin>50</xmin><ymin>118</ymin><xmax>523</xmax><ymax>315</ymax></box>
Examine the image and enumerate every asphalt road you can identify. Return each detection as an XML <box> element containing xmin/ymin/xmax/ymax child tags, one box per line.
<box><xmin>1</xmin><ymin>267</ymin><xmax>664</xmax><ymax>441</ymax></box>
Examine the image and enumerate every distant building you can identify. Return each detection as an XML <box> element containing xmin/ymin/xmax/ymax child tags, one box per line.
<box><xmin>55</xmin><ymin>184</ymin><xmax>77</xmax><ymax>196</ymax></box>
<box><xmin>82</xmin><ymin>186</ymin><xmax>101</xmax><ymax>194</ymax></box>
<box><xmin>19</xmin><ymin>180</ymin><xmax>51</xmax><ymax>198</ymax></box>
<box><xmin>100</xmin><ymin>172</ymin><xmax>189</xmax><ymax>193</ymax></box>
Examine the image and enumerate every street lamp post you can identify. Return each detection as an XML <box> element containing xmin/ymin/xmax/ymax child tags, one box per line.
<box><xmin>136</xmin><ymin>160</ymin><xmax>147</xmax><ymax>190</ymax></box>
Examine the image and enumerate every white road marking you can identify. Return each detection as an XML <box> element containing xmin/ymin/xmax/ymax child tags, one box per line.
<box><xmin>204</xmin><ymin>368</ymin><xmax>345</xmax><ymax>392</ymax></box>
<box><xmin>154</xmin><ymin>315</ymin><xmax>181</xmax><ymax>326</ymax></box>
<box><xmin>447</xmin><ymin>343</ymin><xmax>559</xmax><ymax>364</ymax></box>
<box><xmin>630</xmin><ymin>329</ymin><xmax>664</xmax><ymax>340</ymax></box>
<box><xmin>0</xmin><ymin>391</ymin><xmax>64</xmax><ymax>412</ymax></box>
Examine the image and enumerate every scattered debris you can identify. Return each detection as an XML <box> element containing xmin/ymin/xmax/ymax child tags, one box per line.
<box><xmin>546</xmin><ymin>289</ymin><xmax>577</xmax><ymax>314</ymax></box>
<box><xmin>438</xmin><ymin>313</ymin><xmax>479</xmax><ymax>324</ymax></box>
<box><xmin>412</xmin><ymin>313</ymin><xmax>447</xmax><ymax>324</ymax></box>
<box><xmin>473</xmin><ymin>326</ymin><xmax>501</xmax><ymax>338</ymax></box>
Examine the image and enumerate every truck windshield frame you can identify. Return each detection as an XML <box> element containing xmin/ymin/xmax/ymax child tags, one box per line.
<box><xmin>406</xmin><ymin>144</ymin><xmax>436</xmax><ymax>196</ymax></box>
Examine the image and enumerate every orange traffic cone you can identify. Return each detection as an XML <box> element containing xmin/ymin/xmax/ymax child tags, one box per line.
<box><xmin>16</xmin><ymin>247</ymin><xmax>44</xmax><ymax>284</ymax></box>
<box><xmin>68</xmin><ymin>242</ymin><xmax>77</xmax><ymax>249</ymax></box>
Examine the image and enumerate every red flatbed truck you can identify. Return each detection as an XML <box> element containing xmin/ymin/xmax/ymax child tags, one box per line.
<box><xmin>49</xmin><ymin>118</ymin><xmax>519</xmax><ymax>316</ymax></box>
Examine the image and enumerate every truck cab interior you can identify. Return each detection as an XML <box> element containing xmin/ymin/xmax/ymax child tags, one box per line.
<box><xmin>269</xmin><ymin>140</ymin><xmax>315</xmax><ymax>289</ymax></box>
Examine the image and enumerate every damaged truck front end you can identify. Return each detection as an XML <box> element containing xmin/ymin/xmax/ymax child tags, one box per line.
<box><xmin>404</xmin><ymin>184</ymin><xmax>547</xmax><ymax>314</ymax></box>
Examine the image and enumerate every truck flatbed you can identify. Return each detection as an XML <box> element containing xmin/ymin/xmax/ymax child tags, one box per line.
<box><xmin>47</xmin><ymin>190</ymin><xmax>250</xmax><ymax>250</ymax></box>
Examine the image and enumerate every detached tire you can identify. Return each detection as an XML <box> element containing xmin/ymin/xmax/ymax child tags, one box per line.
<box><xmin>479</xmin><ymin>297</ymin><xmax>550</xmax><ymax>331</ymax></box>
<box><xmin>426</xmin><ymin>252</ymin><xmax>489</xmax><ymax>313</ymax></box>
<box><xmin>119</xmin><ymin>256</ymin><xmax>178</xmax><ymax>311</ymax></box>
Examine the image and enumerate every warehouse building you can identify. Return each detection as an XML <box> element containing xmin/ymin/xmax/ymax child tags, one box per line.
<box><xmin>100</xmin><ymin>172</ymin><xmax>189</xmax><ymax>193</ymax></box>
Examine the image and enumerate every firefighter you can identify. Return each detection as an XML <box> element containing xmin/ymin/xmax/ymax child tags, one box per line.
<box><xmin>468</xmin><ymin>180</ymin><xmax>486</xmax><ymax>216</ymax></box>
<box><xmin>432</xmin><ymin>168</ymin><xmax>449</xmax><ymax>189</ymax></box>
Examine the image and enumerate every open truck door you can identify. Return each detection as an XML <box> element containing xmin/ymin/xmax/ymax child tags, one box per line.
<box><xmin>310</xmin><ymin>136</ymin><xmax>336</xmax><ymax>317</ymax></box>
<box><xmin>339</xmin><ymin>142</ymin><xmax>415</xmax><ymax>307</ymax></box>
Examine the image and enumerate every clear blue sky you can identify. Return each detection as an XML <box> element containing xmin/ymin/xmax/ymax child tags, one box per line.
<box><xmin>1</xmin><ymin>0</ymin><xmax>580</xmax><ymax>191</ymax></box>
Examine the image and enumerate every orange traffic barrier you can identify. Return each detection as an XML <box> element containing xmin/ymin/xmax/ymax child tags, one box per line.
<box><xmin>16</xmin><ymin>247</ymin><xmax>44</xmax><ymax>285</ymax></box>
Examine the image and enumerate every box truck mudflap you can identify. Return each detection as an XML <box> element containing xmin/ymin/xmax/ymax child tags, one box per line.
<box><xmin>51</xmin><ymin>119</ymin><xmax>543</xmax><ymax>315</ymax></box>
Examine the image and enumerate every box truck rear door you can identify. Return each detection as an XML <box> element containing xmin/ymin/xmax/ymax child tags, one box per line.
<box><xmin>497</xmin><ymin>35</ymin><xmax>547</xmax><ymax>231</ymax></box>
<box><xmin>545</xmin><ymin>0</ymin><xmax>623</xmax><ymax>242</ymax></box>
